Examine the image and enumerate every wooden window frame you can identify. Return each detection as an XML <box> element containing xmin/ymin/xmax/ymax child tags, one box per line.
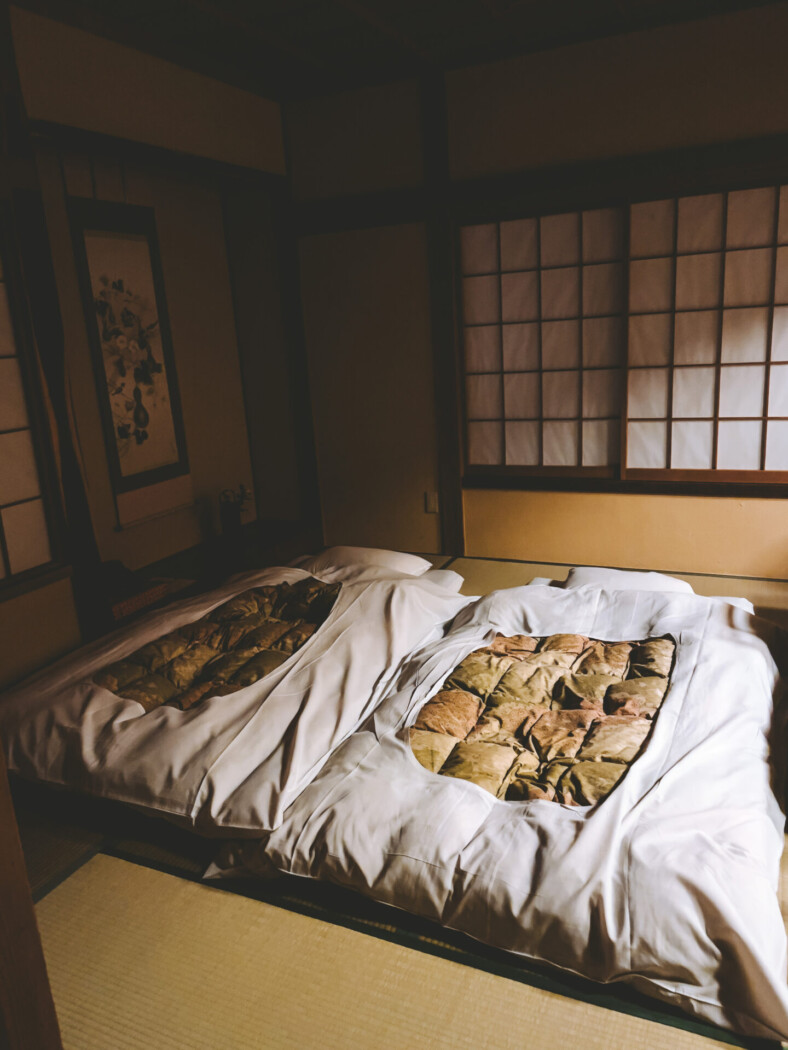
<box><xmin>460</xmin><ymin>206</ymin><xmax>628</xmax><ymax>480</ymax></box>
<box><xmin>0</xmin><ymin>203</ymin><xmax>66</xmax><ymax>598</ymax></box>
<box><xmin>456</xmin><ymin>139</ymin><xmax>788</xmax><ymax>497</ymax></box>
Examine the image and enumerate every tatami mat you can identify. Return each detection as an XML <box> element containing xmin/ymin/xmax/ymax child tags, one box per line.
<box><xmin>449</xmin><ymin>557</ymin><xmax>569</xmax><ymax>595</ymax></box>
<box><xmin>37</xmin><ymin>854</ymin><xmax>741</xmax><ymax>1050</ymax></box>
<box><xmin>448</xmin><ymin>556</ymin><xmax>788</xmax><ymax>627</ymax></box>
<box><xmin>422</xmin><ymin>552</ymin><xmax>452</xmax><ymax>569</ymax></box>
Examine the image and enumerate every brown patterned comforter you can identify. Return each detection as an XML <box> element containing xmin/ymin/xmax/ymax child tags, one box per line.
<box><xmin>92</xmin><ymin>577</ymin><xmax>341</xmax><ymax>712</ymax></box>
<box><xmin>410</xmin><ymin>631</ymin><xmax>675</xmax><ymax>805</ymax></box>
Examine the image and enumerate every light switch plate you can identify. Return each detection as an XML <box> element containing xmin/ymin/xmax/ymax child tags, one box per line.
<box><xmin>424</xmin><ymin>490</ymin><xmax>439</xmax><ymax>514</ymax></box>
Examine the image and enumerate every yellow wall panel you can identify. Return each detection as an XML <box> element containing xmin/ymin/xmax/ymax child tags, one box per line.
<box><xmin>0</xmin><ymin>577</ymin><xmax>81</xmax><ymax>689</ymax></box>
<box><xmin>464</xmin><ymin>488</ymin><xmax>788</xmax><ymax>580</ymax></box>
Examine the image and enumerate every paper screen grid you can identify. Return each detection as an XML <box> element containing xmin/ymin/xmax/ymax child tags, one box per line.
<box><xmin>0</xmin><ymin>259</ymin><xmax>52</xmax><ymax>579</ymax></box>
<box><xmin>461</xmin><ymin>184</ymin><xmax>788</xmax><ymax>475</ymax></box>
<box><xmin>462</xmin><ymin>208</ymin><xmax>626</xmax><ymax>468</ymax></box>
<box><xmin>628</xmin><ymin>187</ymin><xmax>787</xmax><ymax>471</ymax></box>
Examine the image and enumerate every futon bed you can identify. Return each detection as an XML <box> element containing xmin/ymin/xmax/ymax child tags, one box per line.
<box><xmin>208</xmin><ymin>575</ymin><xmax>788</xmax><ymax>1042</ymax></box>
<box><xmin>0</xmin><ymin>548</ymin><xmax>468</xmax><ymax>834</ymax></box>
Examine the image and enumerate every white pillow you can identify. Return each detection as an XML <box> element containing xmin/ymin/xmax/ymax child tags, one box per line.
<box><xmin>292</xmin><ymin>546</ymin><xmax>433</xmax><ymax>578</ymax></box>
<box><xmin>563</xmin><ymin>566</ymin><xmax>694</xmax><ymax>594</ymax></box>
<box><xmin>421</xmin><ymin>568</ymin><xmax>464</xmax><ymax>593</ymax></box>
<box><xmin>712</xmin><ymin>595</ymin><xmax>756</xmax><ymax>613</ymax></box>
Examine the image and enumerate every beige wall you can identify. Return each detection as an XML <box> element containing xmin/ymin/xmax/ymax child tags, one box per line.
<box><xmin>0</xmin><ymin>577</ymin><xmax>81</xmax><ymax>689</ymax></box>
<box><xmin>287</xmin><ymin>79</ymin><xmax>422</xmax><ymax>200</ymax></box>
<box><xmin>10</xmin><ymin>6</ymin><xmax>285</xmax><ymax>173</ymax></box>
<box><xmin>36</xmin><ymin>145</ymin><xmax>256</xmax><ymax>570</ymax></box>
<box><xmin>299</xmin><ymin>224</ymin><xmax>440</xmax><ymax>553</ymax></box>
<box><xmin>464</xmin><ymin>490</ymin><xmax>788</xmax><ymax>579</ymax></box>
<box><xmin>448</xmin><ymin>3</ymin><xmax>788</xmax><ymax>179</ymax></box>
<box><xmin>223</xmin><ymin>187</ymin><xmax>303</xmax><ymax>522</ymax></box>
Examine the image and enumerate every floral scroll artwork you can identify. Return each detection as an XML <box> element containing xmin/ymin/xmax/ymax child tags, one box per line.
<box><xmin>71</xmin><ymin>200</ymin><xmax>188</xmax><ymax>494</ymax></box>
<box><xmin>87</xmin><ymin>233</ymin><xmax>177</xmax><ymax>476</ymax></box>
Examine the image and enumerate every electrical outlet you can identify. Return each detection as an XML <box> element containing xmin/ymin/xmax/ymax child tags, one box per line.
<box><xmin>424</xmin><ymin>490</ymin><xmax>439</xmax><ymax>514</ymax></box>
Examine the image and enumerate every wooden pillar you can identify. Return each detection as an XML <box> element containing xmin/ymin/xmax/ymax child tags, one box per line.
<box><xmin>0</xmin><ymin>747</ymin><xmax>62</xmax><ymax>1050</ymax></box>
<box><xmin>420</xmin><ymin>71</ymin><xmax>465</xmax><ymax>554</ymax></box>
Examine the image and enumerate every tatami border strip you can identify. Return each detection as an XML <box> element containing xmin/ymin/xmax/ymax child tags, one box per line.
<box><xmin>32</xmin><ymin>839</ymin><xmax>107</xmax><ymax>903</ymax></box>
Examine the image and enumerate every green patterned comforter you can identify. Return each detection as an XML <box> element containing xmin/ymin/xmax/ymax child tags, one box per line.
<box><xmin>410</xmin><ymin>631</ymin><xmax>675</xmax><ymax>805</ymax></box>
<box><xmin>93</xmin><ymin>577</ymin><xmax>341</xmax><ymax>712</ymax></box>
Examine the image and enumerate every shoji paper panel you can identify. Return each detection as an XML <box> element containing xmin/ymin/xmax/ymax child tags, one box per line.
<box><xmin>626</xmin><ymin>183</ymin><xmax>785</xmax><ymax>473</ymax></box>
<box><xmin>0</xmin><ymin>269</ymin><xmax>51</xmax><ymax>578</ymax></box>
<box><xmin>461</xmin><ymin>204</ymin><xmax>625</xmax><ymax>472</ymax></box>
<box><xmin>460</xmin><ymin>224</ymin><xmax>497</xmax><ymax>274</ymax></box>
<box><xmin>2</xmin><ymin>499</ymin><xmax>51</xmax><ymax>575</ymax></box>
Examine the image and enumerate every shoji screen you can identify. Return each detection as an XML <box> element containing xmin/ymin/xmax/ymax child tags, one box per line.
<box><xmin>628</xmin><ymin>187</ymin><xmax>786</xmax><ymax>474</ymax></box>
<box><xmin>460</xmin><ymin>182</ymin><xmax>788</xmax><ymax>484</ymax></box>
<box><xmin>0</xmin><ymin>262</ymin><xmax>53</xmax><ymax>580</ymax></box>
<box><xmin>462</xmin><ymin>208</ymin><xmax>626</xmax><ymax>472</ymax></box>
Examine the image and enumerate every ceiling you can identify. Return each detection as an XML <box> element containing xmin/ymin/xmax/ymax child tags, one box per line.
<box><xmin>13</xmin><ymin>0</ymin><xmax>784</xmax><ymax>101</ymax></box>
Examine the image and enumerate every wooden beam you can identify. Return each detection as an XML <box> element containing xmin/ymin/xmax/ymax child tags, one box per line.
<box><xmin>276</xmin><ymin>108</ymin><xmax>324</xmax><ymax>540</ymax></box>
<box><xmin>294</xmin><ymin>186</ymin><xmax>427</xmax><ymax>237</ymax></box>
<box><xmin>420</xmin><ymin>71</ymin><xmax>465</xmax><ymax>554</ymax></box>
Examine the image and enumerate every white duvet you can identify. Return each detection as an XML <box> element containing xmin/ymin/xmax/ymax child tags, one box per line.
<box><xmin>210</xmin><ymin>583</ymin><xmax>788</xmax><ymax>1040</ymax></box>
<box><xmin>0</xmin><ymin>563</ymin><xmax>468</xmax><ymax>834</ymax></box>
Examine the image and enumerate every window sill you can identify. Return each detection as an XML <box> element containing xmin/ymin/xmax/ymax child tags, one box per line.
<box><xmin>463</xmin><ymin>468</ymin><xmax>788</xmax><ymax>498</ymax></box>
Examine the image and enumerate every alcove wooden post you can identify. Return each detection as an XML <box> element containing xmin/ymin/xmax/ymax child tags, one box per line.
<box><xmin>0</xmin><ymin>745</ymin><xmax>63</xmax><ymax>1050</ymax></box>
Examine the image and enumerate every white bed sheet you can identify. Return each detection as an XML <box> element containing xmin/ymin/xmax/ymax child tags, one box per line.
<box><xmin>0</xmin><ymin>563</ymin><xmax>469</xmax><ymax>834</ymax></box>
<box><xmin>210</xmin><ymin>583</ymin><xmax>788</xmax><ymax>1039</ymax></box>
